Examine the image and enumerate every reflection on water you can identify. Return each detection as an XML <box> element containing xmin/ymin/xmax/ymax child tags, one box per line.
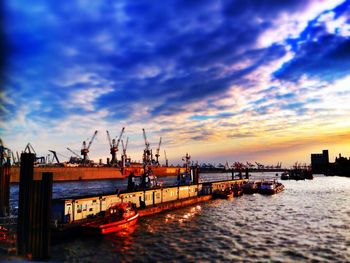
<box><xmin>5</xmin><ymin>173</ymin><xmax>350</xmax><ymax>262</ymax></box>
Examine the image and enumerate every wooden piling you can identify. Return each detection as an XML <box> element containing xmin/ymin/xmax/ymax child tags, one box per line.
<box><xmin>245</xmin><ymin>168</ymin><xmax>249</xmax><ymax>179</ymax></box>
<box><xmin>239</xmin><ymin>170</ymin><xmax>242</xmax><ymax>179</ymax></box>
<box><xmin>17</xmin><ymin>153</ymin><xmax>53</xmax><ymax>261</ymax></box>
<box><xmin>0</xmin><ymin>165</ymin><xmax>10</xmax><ymax>217</ymax></box>
<box><xmin>17</xmin><ymin>153</ymin><xmax>35</xmax><ymax>256</ymax></box>
<box><xmin>192</xmin><ymin>167</ymin><xmax>199</xmax><ymax>184</ymax></box>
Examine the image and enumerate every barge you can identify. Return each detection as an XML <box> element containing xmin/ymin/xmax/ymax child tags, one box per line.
<box><xmin>51</xmin><ymin>179</ymin><xmax>247</xmax><ymax>234</ymax></box>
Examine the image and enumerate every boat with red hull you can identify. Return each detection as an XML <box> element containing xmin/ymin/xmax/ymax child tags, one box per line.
<box><xmin>82</xmin><ymin>202</ymin><xmax>139</xmax><ymax>235</ymax></box>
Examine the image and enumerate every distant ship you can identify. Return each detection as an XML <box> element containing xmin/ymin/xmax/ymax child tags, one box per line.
<box><xmin>6</xmin><ymin>128</ymin><xmax>189</xmax><ymax>183</ymax></box>
<box><xmin>10</xmin><ymin>164</ymin><xmax>187</xmax><ymax>183</ymax></box>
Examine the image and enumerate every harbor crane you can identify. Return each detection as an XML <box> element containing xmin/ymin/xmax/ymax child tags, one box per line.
<box><xmin>115</xmin><ymin>127</ymin><xmax>125</xmax><ymax>161</ymax></box>
<box><xmin>121</xmin><ymin>137</ymin><xmax>129</xmax><ymax>167</ymax></box>
<box><xmin>106</xmin><ymin>130</ymin><xmax>116</xmax><ymax>165</ymax></box>
<box><xmin>164</xmin><ymin>150</ymin><xmax>168</xmax><ymax>167</ymax></box>
<box><xmin>81</xmin><ymin>130</ymin><xmax>98</xmax><ymax>163</ymax></box>
<box><xmin>24</xmin><ymin>143</ymin><xmax>36</xmax><ymax>155</ymax></box>
<box><xmin>142</xmin><ymin>128</ymin><xmax>152</xmax><ymax>165</ymax></box>
<box><xmin>255</xmin><ymin>162</ymin><xmax>264</xmax><ymax>170</ymax></box>
<box><xmin>23</xmin><ymin>143</ymin><xmax>46</xmax><ymax>164</ymax></box>
<box><xmin>121</xmin><ymin>137</ymin><xmax>128</xmax><ymax>156</ymax></box>
<box><xmin>48</xmin><ymin>150</ymin><xmax>60</xmax><ymax>164</ymax></box>
<box><xmin>234</xmin><ymin>162</ymin><xmax>244</xmax><ymax>169</ymax></box>
<box><xmin>67</xmin><ymin>147</ymin><xmax>82</xmax><ymax>163</ymax></box>
<box><xmin>224</xmin><ymin>161</ymin><xmax>230</xmax><ymax>170</ymax></box>
<box><xmin>155</xmin><ymin>137</ymin><xmax>162</xmax><ymax>166</ymax></box>
<box><xmin>67</xmin><ymin>147</ymin><xmax>80</xmax><ymax>158</ymax></box>
<box><xmin>106</xmin><ymin>127</ymin><xmax>124</xmax><ymax>165</ymax></box>
<box><xmin>246</xmin><ymin>162</ymin><xmax>255</xmax><ymax>168</ymax></box>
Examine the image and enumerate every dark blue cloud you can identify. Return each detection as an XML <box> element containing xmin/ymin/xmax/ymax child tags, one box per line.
<box><xmin>2</xmin><ymin>0</ymin><xmax>348</xmax><ymax>126</ymax></box>
<box><xmin>274</xmin><ymin>0</ymin><xmax>350</xmax><ymax>82</ymax></box>
<box><xmin>275</xmin><ymin>36</ymin><xmax>350</xmax><ymax>82</ymax></box>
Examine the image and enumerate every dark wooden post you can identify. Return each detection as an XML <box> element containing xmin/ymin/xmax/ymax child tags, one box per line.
<box><xmin>17</xmin><ymin>153</ymin><xmax>53</xmax><ymax>260</ymax></box>
<box><xmin>245</xmin><ymin>168</ymin><xmax>249</xmax><ymax>179</ymax></box>
<box><xmin>17</xmin><ymin>153</ymin><xmax>35</xmax><ymax>256</ymax></box>
<box><xmin>231</xmin><ymin>168</ymin><xmax>234</xmax><ymax>180</ymax></box>
<box><xmin>0</xmin><ymin>165</ymin><xmax>11</xmax><ymax>217</ymax></box>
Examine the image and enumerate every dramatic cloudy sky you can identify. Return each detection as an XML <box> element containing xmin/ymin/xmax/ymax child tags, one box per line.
<box><xmin>1</xmin><ymin>0</ymin><xmax>350</xmax><ymax>166</ymax></box>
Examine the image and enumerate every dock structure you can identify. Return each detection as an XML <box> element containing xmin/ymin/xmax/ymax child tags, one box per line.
<box><xmin>17</xmin><ymin>153</ymin><xmax>53</xmax><ymax>261</ymax></box>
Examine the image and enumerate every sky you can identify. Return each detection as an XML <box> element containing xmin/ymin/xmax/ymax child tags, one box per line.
<box><xmin>1</xmin><ymin>0</ymin><xmax>350</xmax><ymax>167</ymax></box>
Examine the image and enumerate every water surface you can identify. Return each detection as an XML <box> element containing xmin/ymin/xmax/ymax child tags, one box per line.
<box><xmin>4</xmin><ymin>173</ymin><xmax>350</xmax><ymax>262</ymax></box>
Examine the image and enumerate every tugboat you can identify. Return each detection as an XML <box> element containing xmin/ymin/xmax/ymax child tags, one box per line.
<box><xmin>259</xmin><ymin>180</ymin><xmax>284</xmax><ymax>195</ymax></box>
<box><xmin>82</xmin><ymin>202</ymin><xmax>139</xmax><ymax>235</ymax></box>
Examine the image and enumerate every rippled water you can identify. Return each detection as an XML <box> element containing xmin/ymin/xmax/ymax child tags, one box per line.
<box><xmin>4</xmin><ymin>174</ymin><xmax>350</xmax><ymax>262</ymax></box>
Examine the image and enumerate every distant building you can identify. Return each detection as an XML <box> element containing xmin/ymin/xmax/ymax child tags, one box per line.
<box><xmin>328</xmin><ymin>153</ymin><xmax>350</xmax><ymax>177</ymax></box>
<box><xmin>311</xmin><ymin>150</ymin><xmax>329</xmax><ymax>174</ymax></box>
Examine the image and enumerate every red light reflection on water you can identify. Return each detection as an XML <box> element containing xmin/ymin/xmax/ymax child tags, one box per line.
<box><xmin>103</xmin><ymin>205</ymin><xmax>203</xmax><ymax>254</ymax></box>
<box><xmin>104</xmin><ymin>224</ymin><xmax>137</xmax><ymax>254</ymax></box>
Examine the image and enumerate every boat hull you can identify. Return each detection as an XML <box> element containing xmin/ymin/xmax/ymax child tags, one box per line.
<box><xmin>83</xmin><ymin>213</ymin><xmax>139</xmax><ymax>235</ymax></box>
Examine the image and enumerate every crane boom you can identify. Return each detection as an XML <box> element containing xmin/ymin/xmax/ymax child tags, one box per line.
<box><xmin>11</xmin><ymin>151</ymin><xmax>16</xmax><ymax>163</ymax></box>
<box><xmin>49</xmin><ymin>150</ymin><xmax>60</xmax><ymax>164</ymax></box>
<box><xmin>156</xmin><ymin>137</ymin><xmax>162</xmax><ymax>155</ymax></box>
<box><xmin>154</xmin><ymin>136</ymin><xmax>162</xmax><ymax>165</ymax></box>
<box><xmin>142</xmin><ymin>128</ymin><xmax>150</xmax><ymax>150</ymax></box>
<box><xmin>116</xmin><ymin>127</ymin><xmax>125</xmax><ymax>149</ymax></box>
<box><xmin>67</xmin><ymin>147</ymin><xmax>80</xmax><ymax>158</ymax></box>
<box><xmin>125</xmin><ymin>137</ymin><xmax>128</xmax><ymax>152</ymax></box>
<box><xmin>106</xmin><ymin>130</ymin><xmax>112</xmax><ymax>148</ymax></box>
<box><xmin>24</xmin><ymin>143</ymin><xmax>36</xmax><ymax>154</ymax></box>
<box><xmin>122</xmin><ymin>137</ymin><xmax>129</xmax><ymax>153</ymax></box>
<box><xmin>87</xmin><ymin>130</ymin><xmax>98</xmax><ymax>150</ymax></box>
<box><xmin>164</xmin><ymin>150</ymin><xmax>168</xmax><ymax>166</ymax></box>
<box><xmin>121</xmin><ymin>139</ymin><xmax>125</xmax><ymax>152</ymax></box>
